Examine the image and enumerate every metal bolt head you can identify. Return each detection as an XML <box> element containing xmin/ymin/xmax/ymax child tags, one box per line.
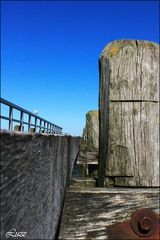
<box><xmin>131</xmin><ymin>208</ymin><xmax>159</xmax><ymax>237</ymax></box>
<box><xmin>139</xmin><ymin>216</ymin><xmax>152</xmax><ymax>232</ymax></box>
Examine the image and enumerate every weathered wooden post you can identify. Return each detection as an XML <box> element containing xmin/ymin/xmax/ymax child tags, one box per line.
<box><xmin>58</xmin><ymin>40</ymin><xmax>159</xmax><ymax>240</ymax></box>
<box><xmin>98</xmin><ymin>40</ymin><xmax>159</xmax><ymax>187</ymax></box>
<box><xmin>76</xmin><ymin>110</ymin><xmax>99</xmax><ymax>179</ymax></box>
<box><xmin>81</xmin><ymin>110</ymin><xmax>99</xmax><ymax>150</ymax></box>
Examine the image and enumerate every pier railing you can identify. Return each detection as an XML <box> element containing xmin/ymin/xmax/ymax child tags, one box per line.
<box><xmin>0</xmin><ymin>98</ymin><xmax>62</xmax><ymax>134</ymax></box>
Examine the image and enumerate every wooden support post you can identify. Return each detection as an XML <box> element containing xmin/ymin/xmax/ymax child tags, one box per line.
<box><xmin>99</xmin><ymin>40</ymin><xmax>159</xmax><ymax>187</ymax></box>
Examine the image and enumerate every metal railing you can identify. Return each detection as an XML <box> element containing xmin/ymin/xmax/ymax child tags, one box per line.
<box><xmin>0</xmin><ymin>98</ymin><xmax>62</xmax><ymax>134</ymax></box>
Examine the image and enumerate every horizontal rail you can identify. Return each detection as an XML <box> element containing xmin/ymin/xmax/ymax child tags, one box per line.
<box><xmin>0</xmin><ymin>98</ymin><xmax>62</xmax><ymax>134</ymax></box>
<box><xmin>0</xmin><ymin>116</ymin><xmax>57</xmax><ymax>130</ymax></box>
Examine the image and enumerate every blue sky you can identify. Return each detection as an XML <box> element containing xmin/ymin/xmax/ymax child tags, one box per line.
<box><xmin>1</xmin><ymin>1</ymin><xmax>159</xmax><ymax>136</ymax></box>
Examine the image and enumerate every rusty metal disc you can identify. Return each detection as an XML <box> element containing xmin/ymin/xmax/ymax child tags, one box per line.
<box><xmin>131</xmin><ymin>208</ymin><xmax>159</xmax><ymax>237</ymax></box>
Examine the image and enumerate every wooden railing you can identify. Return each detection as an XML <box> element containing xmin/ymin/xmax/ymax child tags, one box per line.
<box><xmin>0</xmin><ymin>98</ymin><xmax>62</xmax><ymax>134</ymax></box>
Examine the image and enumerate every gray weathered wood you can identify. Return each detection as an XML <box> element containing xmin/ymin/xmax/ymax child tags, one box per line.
<box><xmin>106</xmin><ymin>102</ymin><xmax>159</xmax><ymax>186</ymax></box>
<box><xmin>81</xmin><ymin>110</ymin><xmax>99</xmax><ymax>150</ymax></box>
<box><xmin>77</xmin><ymin>148</ymin><xmax>98</xmax><ymax>165</ymax></box>
<box><xmin>77</xmin><ymin>111</ymin><xmax>99</xmax><ymax>177</ymax></box>
<box><xmin>99</xmin><ymin>40</ymin><xmax>159</xmax><ymax>187</ymax></box>
<box><xmin>100</xmin><ymin>40</ymin><xmax>159</xmax><ymax>101</ymax></box>
<box><xmin>58</xmin><ymin>188</ymin><xmax>159</xmax><ymax>240</ymax></box>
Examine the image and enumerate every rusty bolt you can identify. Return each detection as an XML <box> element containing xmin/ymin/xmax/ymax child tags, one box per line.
<box><xmin>138</xmin><ymin>216</ymin><xmax>152</xmax><ymax>232</ymax></box>
<box><xmin>131</xmin><ymin>208</ymin><xmax>159</xmax><ymax>237</ymax></box>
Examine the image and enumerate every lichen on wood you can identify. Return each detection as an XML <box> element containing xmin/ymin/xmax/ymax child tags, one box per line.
<box><xmin>100</xmin><ymin>40</ymin><xmax>159</xmax><ymax>101</ymax></box>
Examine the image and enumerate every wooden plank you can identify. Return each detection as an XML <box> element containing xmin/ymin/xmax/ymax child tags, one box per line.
<box><xmin>69</xmin><ymin>178</ymin><xmax>96</xmax><ymax>189</ymax></box>
<box><xmin>58</xmin><ymin>188</ymin><xmax>159</xmax><ymax>240</ymax></box>
<box><xmin>77</xmin><ymin>149</ymin><xmax>99</xmax><ymax>165</ymax></box>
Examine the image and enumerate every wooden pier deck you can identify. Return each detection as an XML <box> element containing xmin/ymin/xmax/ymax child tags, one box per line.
<box><xmin>58</xmin><ymin>187</ymin><xmax>159</xmax><ymax>239</ymax></box>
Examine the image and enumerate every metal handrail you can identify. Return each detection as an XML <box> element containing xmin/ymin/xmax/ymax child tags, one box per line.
<box><xmin>0</xmin><ymin>98</ymin><xmax>62</xmax><ymax>134</ymax></box>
